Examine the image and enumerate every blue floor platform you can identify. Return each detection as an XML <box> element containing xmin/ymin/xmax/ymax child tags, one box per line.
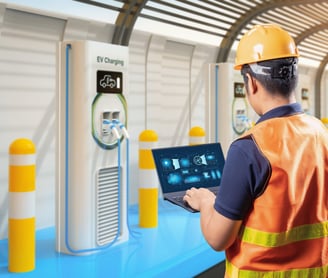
<box><xmin>0</xmin><ymin>200</ymin><xmax>225</xmax><ymax>277</ymax></box>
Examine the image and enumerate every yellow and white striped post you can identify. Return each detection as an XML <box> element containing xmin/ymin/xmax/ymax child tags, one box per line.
<box><xmin>8</xmin><ymin>138</ymin><xmax>36</xmax><ymax>273</ymax></box>
<box><xmin>189</xmin><ymin>126</ymin><xmax>206</xmax><ymax>145</ymax></box>
<box><xmin>321</xmin><ymin>117</ymin><xmax>328</xmax><ymax>128</ymax></box>
<box><xmin>138</xmin><ymin>130</ymin><xmax>158</xmax><ymax>228</ymax></box>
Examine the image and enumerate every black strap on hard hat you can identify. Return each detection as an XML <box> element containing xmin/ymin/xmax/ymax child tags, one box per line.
<box><xmin>248</xmin><ymin>57</ymin><xmax>297</xmax><ymax>80</ymax></box>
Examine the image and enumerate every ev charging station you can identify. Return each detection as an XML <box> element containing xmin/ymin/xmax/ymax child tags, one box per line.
<box><xmin>56</xmin><ymin>41</ymin><xmax>129</xmax><ymax>255</ymax></box>
<box><xmin>206</xmin><ymin>63</ymin><xmax>251</xmax><ymax>154</ymax></box>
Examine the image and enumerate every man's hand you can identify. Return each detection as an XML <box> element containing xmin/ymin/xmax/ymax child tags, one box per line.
<box><xmin>183</xmin><ymin>187</ymin><xmax>216</xmax><ymax>211</ymax></box>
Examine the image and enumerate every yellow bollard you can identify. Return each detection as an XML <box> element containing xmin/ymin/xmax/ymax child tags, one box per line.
<box><xmin>189</xmin><ymin>126</ymin><xmax>206</xmax><ymax>145</ymax></box>
<box><xmin>321</xmin><ymin>117</ymin><xmax>328</xmax><ymax>128</ymax></box>
<box><xmin>138</xmin><ymin>130</ymin><xmax>158</xmax><ymax>228</ymax></box>
<box><xmin>8</xmin><ymin>138</ymin><xmax>36</xmax><ymax>272</ymax></box>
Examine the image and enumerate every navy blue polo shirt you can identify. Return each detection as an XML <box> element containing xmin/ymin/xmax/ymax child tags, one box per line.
<box><xmin>214</xmin><ymin>103</ymin><xmax>304</xmax><ymax>220</ymax></box>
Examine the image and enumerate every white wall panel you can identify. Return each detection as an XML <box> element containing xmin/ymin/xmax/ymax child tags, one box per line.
<box><xmin>190</xmin><ymin>45</ymin><xmax>218</xmax><ymax>134</ymax></box>
<box><xmin>0</xmin><ymin>9</ymin><xmax>65</xmax><ymax>239</ymax></box>
<box><xmin>125</xmin><ymin>30</ymin><xmax>151</xmax><ymax>204</ymax></box>
<box><xmin>161</xmin><ymin>40</ymin><xmax>192</xmax><ymax>148</ymax></box>
<box><xmin>146</xmin><ymin>39</ymin><xmax>217</xmax><ymax>148</ymax></box>
<box><xmin>145</xmin><ymin>35</ymin><xmax>166</xmax><ymax>132</ymax></box>
<box><xmin>0</xmin><ymin>8</ymin><xmax>120</xmax><ymax>239</ymax></box>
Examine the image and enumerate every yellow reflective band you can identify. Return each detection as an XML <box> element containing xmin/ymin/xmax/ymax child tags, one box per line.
<box><xmin>226</xmin><ymin>260</ymin><xmax>328</xmax><ymax>278</ymax></box>
<box><xmin>240</xmin><ymin>221</ymin><xmax>328</xmax><ymax>247</ymax></box>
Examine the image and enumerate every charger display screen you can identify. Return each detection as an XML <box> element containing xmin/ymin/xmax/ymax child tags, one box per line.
<box><xmin>97</xmin><ymin>70</ymin><xmax>123</xmax><ymax>94</ymax></box>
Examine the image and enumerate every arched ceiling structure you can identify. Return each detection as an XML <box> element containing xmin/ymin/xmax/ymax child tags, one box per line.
<box><xmin>74</xmin><ymin>0</ymin><xmax>328</xmax><ymax>118</ymax></box>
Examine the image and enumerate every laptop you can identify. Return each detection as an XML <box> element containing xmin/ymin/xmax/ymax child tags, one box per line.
<box><xmin>152</xmin><ymin>143</ymin><xmax>225</xmax><ymax>213</ymax></box>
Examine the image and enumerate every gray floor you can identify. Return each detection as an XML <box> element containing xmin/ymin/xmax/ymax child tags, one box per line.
<box><xmin>194</xmin><ymin>260</ymin><xmax>226</xmax><ymax>278</ymax></box>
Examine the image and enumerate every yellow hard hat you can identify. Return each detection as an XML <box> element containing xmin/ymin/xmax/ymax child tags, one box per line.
<box><xmin>234</xmin><ymin>24</ymin><xmax>299</xmax><ymax>70</ymax></box>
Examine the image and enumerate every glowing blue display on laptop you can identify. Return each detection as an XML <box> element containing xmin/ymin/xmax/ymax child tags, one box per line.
<box><xmin>152</xmin><ymin>143</ymin><xmax>225</xmax><ymax>193</ymax></box>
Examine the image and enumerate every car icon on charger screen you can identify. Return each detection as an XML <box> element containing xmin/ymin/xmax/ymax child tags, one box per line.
<box><xmin>100</xmin><ymin>75</ymin><xmax>116</xmax><ymax>89</ymax></box>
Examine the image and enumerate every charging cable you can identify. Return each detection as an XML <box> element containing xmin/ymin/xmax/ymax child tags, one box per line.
<box><xmin>113</xmin><ymin>120</ymin><xmax>141</xmax><ymax>239</ymax></box>
<box><xmin>113</xmin><ymin>119</ymin><xmax>129</xmax><ymax>139</ymax></box>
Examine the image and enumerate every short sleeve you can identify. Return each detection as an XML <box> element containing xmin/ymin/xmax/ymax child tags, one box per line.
<box><xmin>214</xmin><ymin>137</ymin><xmax>270</xmax><ymax>220</ymax></box>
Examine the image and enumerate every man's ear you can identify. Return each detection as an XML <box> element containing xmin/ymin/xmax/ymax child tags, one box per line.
<box><xmin>247</xmin><ymin>73</ymin><xmax>257</xmax><ymax>95</ymax></box>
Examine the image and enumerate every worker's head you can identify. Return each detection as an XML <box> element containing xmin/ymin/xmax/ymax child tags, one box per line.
<box><xmin>235</xmin><ymin>24</ymin><xmax>299</xmax><ymax>98</ymax></box>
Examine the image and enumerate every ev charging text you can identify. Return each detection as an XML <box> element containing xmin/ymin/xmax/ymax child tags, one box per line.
<box><xmin>97</xmin><ymin>56</ymin><xmax>124</xmax><ymax>66</ymax></box>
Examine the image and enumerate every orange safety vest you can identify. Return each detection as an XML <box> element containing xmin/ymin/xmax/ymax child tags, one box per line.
<box><xmin>225</xmin><ymin>113</ymin><xmax>328</xmax><ymax>278</ymax></box>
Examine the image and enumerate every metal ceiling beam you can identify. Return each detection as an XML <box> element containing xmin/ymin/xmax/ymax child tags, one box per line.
<box><xmin>217</xmin><ymin>0</ymin><xmax>328</xmax><ymax>118</ymax></box>
<box><xmin>295</xmin><ymin>23</ymin><xmax>328</xmax><ymax>44</ymax></box>
<box><xmin>112</xmin><ymin>0</ymin><xmax>148</xmax><ymax>45</ymax></box>
<box><xmin>73</xmin><ymin>0</ymin><xmax>148</xmax><ymax>46</ymax></box>
<box><xmin>216</xmin><ymin>0</ymin><xmax>326</xmax><ymax>64</ymax></box>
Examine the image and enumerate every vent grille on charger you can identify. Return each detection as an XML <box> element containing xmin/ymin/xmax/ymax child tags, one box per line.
<box><xmin>96</xmin><ymin>166</ymin><xmax>121</xmax><ymax>246</ymax></box>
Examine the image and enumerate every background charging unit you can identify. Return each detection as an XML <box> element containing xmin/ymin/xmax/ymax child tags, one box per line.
<box><xmin>206</xmin><ymin>63</ymin><xmax>250</xmax><ymax>154</ymax></box>
<box><xmin>56</xmin><ymin>40</ymin><xmax>129</xmax><ymax>255</ymax></box>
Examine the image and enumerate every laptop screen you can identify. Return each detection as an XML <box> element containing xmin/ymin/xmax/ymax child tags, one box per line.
<box><xmin>152</xmin><ymin>143</ymin><xmax>225</xmax><ymax>194</ymax></box>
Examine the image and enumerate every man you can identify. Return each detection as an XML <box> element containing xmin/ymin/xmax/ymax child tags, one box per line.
<box><xmin>183</xmin><ymin>24</ymin><xmax>328</xmax><ymax>277</ymax></box>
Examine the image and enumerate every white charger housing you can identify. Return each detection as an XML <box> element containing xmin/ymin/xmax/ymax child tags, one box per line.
<box><xmin>56</xmin><ymin>40</ymin><xmax>129</xmax><ymax>255</ymax></box>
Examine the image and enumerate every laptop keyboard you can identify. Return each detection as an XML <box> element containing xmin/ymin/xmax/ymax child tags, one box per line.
<box><xmin>172</xmin><ymin>188</ymin><xmax>218</xmax><ymax>210</ymax></box>
<box><xmin>173</xmin><ymin>189</ymin><xmax>217</xmax><ymax>202</ymax></box>
<box><xmin>173</xmin><ymin>196</ymin><xmax>184</xmax><ymax>202</ymax></box>
<box><xmin>171</xmin><ymin>196</ymin><xmax>196</xmax><ymax>212</ymax></box>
